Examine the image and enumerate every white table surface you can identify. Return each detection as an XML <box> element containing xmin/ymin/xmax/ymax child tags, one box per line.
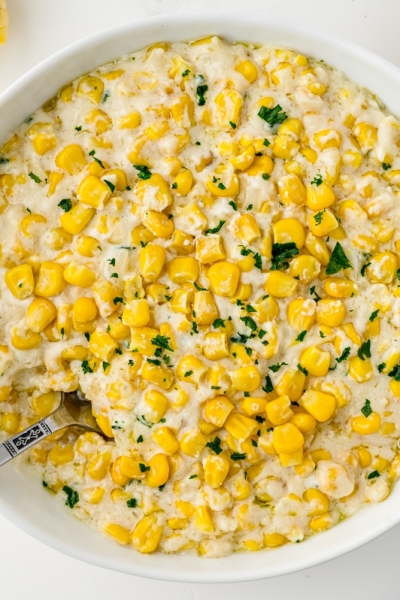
<box><xmin>1</xmin><ymin>1</ymin><xmax>400</xmax><ymax>598</ymax></box>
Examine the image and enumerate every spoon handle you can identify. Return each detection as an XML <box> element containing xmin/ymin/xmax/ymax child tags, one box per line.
<box><xmin>0</xmin><ymin>414</ymin><xmax>61</xmax><ymax>467</ymax></box>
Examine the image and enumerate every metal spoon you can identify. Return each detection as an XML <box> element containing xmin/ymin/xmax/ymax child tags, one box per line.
<box><xmin>0</xmin><ymin>391</ymin><xmax>111</xmax><ymax>467</ymax></box>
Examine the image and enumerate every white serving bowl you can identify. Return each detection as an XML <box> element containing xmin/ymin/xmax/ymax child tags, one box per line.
<box><xmin>1</xmin><ymin>13</ymin><xmax>400</xmax><ymax>583</ymax></box>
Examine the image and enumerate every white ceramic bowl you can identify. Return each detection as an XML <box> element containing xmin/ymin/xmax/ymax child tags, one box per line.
<box><xmin>1</xmin><ymin>13</ymin><xmax>400</xmax><ymax>583</ymax></box>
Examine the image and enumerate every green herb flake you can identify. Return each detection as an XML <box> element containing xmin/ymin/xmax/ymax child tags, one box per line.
<box><xmin>110</xmin><ymin>273</ymin><xmax>118</xmax><ymax>278</ymax></box>
<box><xmin>151</xmin><ymin>335</ymin><xmax>174</xmax><ymax>352</ymax></box>
<box><xmin>127</xmin><ymin>498</ymin><xmax>137</xmax><ymax>508</ymax></box>
<box><xmin>326</xmin><ymin>242</ymin><xmax>352</xmax><ymax>275</ymax></box>
<box><xmin>229</xmin><ymin>121</ymin><xmax>237</xmax><ymax>129</ymax></box>
<box><xmin>81</xmin><ymin>360</ymin><xmax>93</xmax><ymax>374</ymax></box>
<box><xmin>213</xmin><ymin>318</ymin><xmax>225</xmax><ymax>329</ymax></box>
<box><xmin>58</xmin><ymin>198</ymin><xmax>72</xmax><ymax>212</ymax></box>
<box><xmin>196</xmin><ymin>84</ymin><xmax>208</xmax><ymax>106</ymax></box>
<box><xmin>269</xmin><ymin>362</ymin><xmax>287</xmax><ymax>373</ymax></box>
<box><xmin>113</xmin><ymin>297</ymin><xmax>125</xmax><ymax>305</ymax></box>
<box><xmin>313</xmin><ymin>209</ymin><xmax>325</xmax><ymax>225</ymax></box>
<box><xmin>388</xmin><ymin>364</ymin><xmax>400</xmax><ymax>380</ymax></box>
<box><xmin>361</xmin><ymin>262</ymin><xmax>371</xmax><ymax>277</ymax></box>
<box><xmin>28</xmin><ymin>172</ymin><xmax>41</xmax><ymax>184</ymax></box>
<box><xmin>229</xmin><ymin>200</ymin><xmax>238</xmax><ymax>211</ymax></box>
<box><xmin>361</xmin><ymin>399</ymin><xmax>372</xmax><ymax>418</ymax></box>
<box><xmin>262</xmin><ymin>173</ymin><xmax>270</xmax><ymax>180</ymax></box>
<box><xmin>147</xmin><ymin>358</ymin><xmax>161</xmax><ymax>366</ymax></box>
<box><xmin>297</xmin><ymin>363</ymin><xmax>308</xmax><ymax>376</ymax></box>
<box><xmin>310</xmin><ymin>285</ymin><xmax>321</xmax><ymax>302</ymax></box>
<box><xmin>189</xmin><ymin>474</ymin><xmax>198</xmax><ymax>479</ymax></box>
<box><xmin>139</xmin><ymin>463</ymin><xmax>150</xmax><ymax>473</ymax></box>
<box><xmin>271</xmin><ymin>242</ymin><xmax>299</xmax><ymax>271</ymax></box>
<box><xmin>382</xmin><ymin>163</ymin><xmax>391</xmax><ymax>170</ymax></box>
<box><xmin>184</xmin><ymin>370</ymin><xmax>193</xmax><ymax>378</ymax></box>
<box><xmin>311</xmin><ymin>174</ymin><xmax>323</xmax><ymax>186</ymax></box>
<box><xmin>136</xmin><ymin>415</ymin><xmax>153</xmax><ymax>428</ymax></box>
<box><xmin>263</xmin><ymin>138</ymin><xmax>270</xmax><ymax>147</ymax></box>
<box><xmin>63</xmin><ymin>486</ymin><xmax>79</xmax><ymax>508</ymax></box>
<box><xmin>102</xmin><ymin>92</ymin><xmax>110</xmax><ymax>104</ymax></box>
<box><xmin>258</xmin><ymin>104</ymin><xmax>287</xmax><ymax>126</ymax></box>
<box><xmin>93</xmin><ymin>156</ymin><xmax>105</xmax><ymax>168</ymax></box>
<box><xmin>104</xmin><ymin>179</ymin><xmax>115</xmax><ymax>193</ymax></box>
<box><xmin>369</xmin><ymin>309</ymin><xmax>380</xmax><ymax>322</ymax></box>
<box><xmin>367</xmin><ymin>470</ymin><xmax>380</xmax><ymax>479</ymax></box>
<box><xmin>133</xmin><ymin>164</ymin><xmax>152</xmax><ymax>180</ymax></box>
<box><xmin>319</xmin><ymin>331</ymin><xmax>326</xmax><ymax>338</ymax></box>
<box><xmin>102</xmin><ymin>361</ymin><xmax>110</xmax><ymax>372</ymax></box>
<box><xmin>84</xmin><ymin>332</ymin><xmax>90</xmax><ymax>341</ymax></box>
<box><xmin>296</xmin><ymin>330</ymin><xmax>307</xmax><ymax>342</ymax></box>
<box><xmin>205</xmin><ymin>220</ymin><xmax>225</xmax><ymax>235</ymax></box>
<box><xmin>171</xmin><ymin>182</ymin><xmax>178</xmax><ymax>189</ymax></box>
<box><xmin>357</xmin><ymin>339</ymin><xmax>371</xmax><ymax>361</ymax></box>
<box><xmin>182</xmin><ymin>69</ymin><xmax>190</xmax><ymax>77</ymax></box>
<box><xmin>75</xmin><ymin>126</ymin><xmax>82</xmax><ymax>131</ymax></box>
<box><xmin>136</xmin><ymin>435</ymin><xmax>144</xmax><ymax>443</ymax></box>
<box><xmin>206</xmin><ymin>437</ymin><xmax>222</xmax><ymax>455</ymax></box>
<box><xmin>240</xmin><ymin>316</ymin><xmax>257</xmax><ymax>331</ymax></box>
<box><xmin>262</xmin><ymin>375</ymin><xmax>275</xmax><ymax>393</ymax></box>
<box><xmin>336</xmin><ymin>347</ymin><xmax>351</xmax><ymax>363</ymax></box>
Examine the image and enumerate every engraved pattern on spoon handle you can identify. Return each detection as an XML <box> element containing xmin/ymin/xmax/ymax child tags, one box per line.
<box><xmin>0</xmin><ymin>414</ymin><xmax>60</xmax><ymax>467</ymax></box>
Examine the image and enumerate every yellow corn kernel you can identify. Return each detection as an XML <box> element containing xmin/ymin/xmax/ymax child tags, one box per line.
<box><xmin>306</xmin><ymin>181</ymin><xmax>336</xmax><ymax>211</ymax></box>
<box><xmin>365</xmin><ymin>252</ymin><xmax>397</xmax><ymax>284</ymax></box>
<box><xmin>323</xmin><ymin>278</ymin><xmax>358</xmax><ymax>299</ymax></box>
<box><xmin>263</xmin><ymin>533</ymin><xmax>287</xmax><ymax>548</ymax></box>
<box><xmin>77</xmin><ymin>174</ymin><xmax>111</xmax><ymax>209</ymax></box>
<box><xmin>131</xmin><ymin>224</ymin><xmax>154</xmax><ymax>247</ymax></box>
<box><xmin>314</xmin><ymin>128</ymin><xmax>342</xmax><ymax>150</ymax></box>
<box><xmin>300</xmin><ymin>389</ymin><xmax>336</xmax><ymax>422</ymax></box>
<box><xmin>245</xmin><ymin>154</ymin><xmax>274</xmax><ymax>177</ymax></box>
<box><xmin>110</xmin><ymin>457</ymin><xmax>131</xmax><ymax>487</ymax></box>
<box><xmin>206</xmin><ymin>173</ymin><xmax>240</xmax><ymax>197</ymax></box>
<box><xmin>278</xmin><ymin>173</ymin><xmax>307</xmax><ymax>206</ymax></box>
<box><xmin>196</xmin><ymin>235</ymin><xmax>226</xmax><ymax>264</ymax></box>
<box><xmin>28</xmin><ymin>122</ymin><xmax>57</xmax><ymax>156</ymax></box>
<box><xmin>275</xmin><ymin>368</ymin><xmax>305</xmax><ymax>401</ymax></box>
<box><xmin>4</xmin><ymin>264</ymin><xmax>34</xmax><ymax>299</ymax></box>
<box><xmin>77</xmin><ymin>75</ymin><xmax>104</xmax><ymax>104</ymax></box>
<box><xmin>139</xmin><ymin>243</ymin><xmax>166</xmax><ymax>282</ymax></box>
<box><xmin>152</xmin><ymin>427</ymin><xmax>180</xmax><ymax>455</ymax></box>
<box><xmin>389</xmin><ymin>379</ymin><xmax>400</xmax><ymax>397</ymax></box>
<box><xmin>356</xmin><ymin>447</ymin><xmax>372</xmax><ymax>468</ymax></box>
<box><xmin>231</xmin><ymin>366</ymin><xmax>261</xmax><ymax>392</ymax></box>
<box><xmin>87</xmin><ymin>451</ymin><xmax>113</xmax><ymax>480</ymax></box>
<box><xmin>235</xmin><ymin>59</ymin><xmax>258</xmax><ymax>83</ymax></box>
<box><xmin>55</xmin><ymin>144</ymin><xmax>87</xmax><ymax>175</ymax></box>
<box><xmin>63</xmin><ymin>263</ymin><xmax>96</xmax><ymax>288</ymax></box>
<box><xmin>303</xmin><ymin>489</ymin><xmax>330</xmax><ymax>516</ymax></box>
<box><xmin>180</xmin><ymin>429</ymin><xmax>207</xmax><ymax>457</ymax></box>
<box><xmin>309</xmin><ymin>512</ymin><xmax>332</xmax><ymax>532</ymax></box>
<box><xmin>176</xmin><ymin>355</ymin><xmax>208</xmax><ymax>385</ymax></box>
<box><xmin>230</xmin><ymin>145</ymin><xmax>255</xmax><ymax>171</ymax></box>
<box><xmin>224</xmin><ymin>412</ymin><xmax>257</xmax><ymax>442</ymax></box>
<box><xmin>131</xmin><ymin>514</ymin><xmax>163</xmax><ymax>554</ymax></box>
<box><xmin>170</xmin><ymin>94</ymin><xmax>195</xmax><ymax>129</ymax></box>
<box><xmin>144</xmin><ymin>120</ymin><xmax>169</xmax><ymax>140</ymax></box>
<box><xmin>341</xmin><ymin>323</ymin><xmax>362</xmax><ymax>347</ymax></box>
<box><xmin>271</xmin><ymin>61</ymin><xmax>293</xmax><ymax>85</ymax></box>
<box><xmin>316</xmin><ymin>298</ymin><xmax>346</xmax><ymax>327</ymax></box>
<box><xmin>130</xmin><ymin>327</ymin><xmax>159</xmax><ymax>356</ymax></box>
<box><xmin>60</xmin><ymin>204</ymin><xmax>96</xmax><ymax>235</ymax></box>
<box><xmin>348</xmin><ymin>356</ymin><xmax>373</xmax><ymax>383</ymax></box>
<box><xmin>135</xmin><ymin>173</ymin><xmax>172</xmax><ymax>210</ymax></box>
<box><xmin>1</xmin><ymin>412</ymin><xmax>19</xmax><ymax>433</ymax></box>
<box><xmin>207</xmin><ymin>261</ymin><xmax>240</xmax><ymax>297</ymax></box>
<box><xmin>351</xmin><ymin>412</ymin><xmax>380</xmax><ymax>435</ymax></box>
<box><xmin>141</xmin><ymin>362</ymin><xmax>174</xmax><ymax>390</ymax></box>
<box><xmin>299</xmin><ymin>346</ymin><xmax>330</xmax><ymax>377</ymax></box>
<box><xmin>167</xmin><ymin>257</ymin><xmax>199</xmax><ymax>284</ymax></box>
<box><xmin>290</xmin><ymin>412</ymin><xmax>317</xmax><ymax>433</ymax></box>
<box><xmin>34</xmin><ymin>261</ymin><xmax>65</xmax><ymax>297</ymax></box>
<box><xmin>353</xmin><ymin>122</ymin><xmax>378</xmax><ymax>148</ymax></box>
<box><xmin>214</xmin><ymin>88</ymin><xmax>243</xmax><ymax>129</ymax></box>
<box><xmin>203</xmin><ymin>453</ymin><xmax>230</xmax><ymax>489</ymax></box>
<box><xmin>255</xmin><ymin>295</ymin><xmax>279</xmax><ymax>323</ymax></box>
<box><xmin>265</xmin><ymin>271</ymin><xmax>298</xmax><ymax>298</ymax></box>
<box><xmin>172</xmin><ymin>170</ymin><xmax>193</xmax><ymax>196</ymax></box>
<box><xmin>203</xmin><ymin>396</ymin><xmax>234</xmax><ymax>427</ymax></box>
<box><xmin>273</xmin><ymin>218</ymin><xmax>305</xmax><ymax>249</ymax></box>
<box><xmin>45</xmin><ymin>227</ymin><xmax>72</xmax><ymax>251</ymax></box>
<box><xmin>142</xmin><ymin>210</ymin><xmax>174</xmax><ymax>238</ymax></box>
<box><xmin>169</xmin><ymin>288</ymin><xmax>193</xmax><ymax>314</ymax></box>
<box><xmin>118</xmin><ymin>110</ymin><xmax>141</xmax><ymax>129</ymax></box>
<box><xmin>273</xmin><ymin>423</ymin><xmax>304</xmax><ymax>454</ymax></box>
<box><xmin>272</xmin><ymin>135</ymin><xmax>300</xmax><ymax>160</ymax></box>
<box><xmin>25</xmin><ymin>298</ymin><xmax>57</xmax><ymax>333</ymax></box>
<box><xmin>30</xmin><ymin>391</ymin><xmax>59</xmax><ymax>418</ymax></box>
<box><xmin>21</xmin><ymin>213</ymin><xmax>47</xmax><ymax>239</ymax></box>
<box><xmin>240</xmin><ymin>397</ymin><xmax>268</xmax><ymax>417</ymax></box>
<box><xmin>202</xmin><ymin>332</ymin><xmax>229</xmax><ymax>360</ymax></box>
<box><xmin>48</xmin><ymin>443</ymin><xmax>74</xmax><ymax>466</ymax></box>
<box><xmin>72</xmin><ymin>297</ymin><xmax>98</xmax><ymax>323</ymax></box>
<box><xmin>290</xmin><ymin>255</ymin><xmax>321</xmax><ymax>284</ymax></box>
<box><xmin>309</xmin><ymin>209</ymin><xmax>338</xmax><ymax>237</ymax></box>
<box><xmin>195</xmin><ymin>505</ymin><xmax>214</xmax><ymax>533</ymax></box>
<box><xmin>95</xmin><ymin>414</ymin><xmax>113</xmax><ymax>438</ymax></box>
<box><xmin>287</xmin><ymin>297</ymin><xmax>316</xmax><ymax>331</ymax></box>
<box><xmin>305</xmin><ymin>233</ymin><xmax>330</xmax><ymax>266</ymax></box>
<box><xmin>11</xmin><ymin>326</ymin><xmax>42</xmax><ymax>350</ymax></box>
<box><xmin>232</xmin><ymin>214</ymin><xmax>261</xmax><ymax>243</ymax></box>
<box><xmin>103</xmin><ymin>524</ymin><xmax>131</xmax><ymax>545</ymax></box>
<box><xmin>122</xmin><ymin>299</ymin><xmax>150</xmax><ymax>328</ymax></box>
<box><xmin>143</xmin><ymin>389</ymin><xmax>168</xmax><ymax>423</ymax></box>
<box><xmin>146</xmin><ymin>283</ymin><xmax>169</xmax><ymax>305</ymax></box>
<box><xmin>169</xmin><ymin>230</ymin><xmax>194</xmax><ymax>255</ymax></box>
<box><xmin>145</xmin><ymin>453</ymin><xmax>169</xmax><ymax>488</ymax></box>
<box><xmin>61</xmin><ymin>345</ymin><xmax>89</xmax><ymax>362</ymax></box>
<box><xmin>266</xmin><ymin>395</ymin><xmax>293</xmax><ymax>426</ymax></box>
<box><xmin>89</xmin><ymin>330</ymin><xmax>117</xmax><ymax>362</ymax></box>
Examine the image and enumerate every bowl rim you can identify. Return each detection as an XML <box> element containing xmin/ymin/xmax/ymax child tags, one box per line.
<box><xmin>1</xmin><ymin>11</ymin><xmax>400</xmax><ymax>583</ymax></box>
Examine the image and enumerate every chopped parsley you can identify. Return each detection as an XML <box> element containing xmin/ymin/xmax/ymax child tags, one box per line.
<box><xmin>336</xmin><ymin>347</ymin><xmax>351</xmax><ymax>363</ymax></box>
<box><xmin>191</xmin><ymin>322</ymin><xmax>198</xmax><ymax>334</ymax></box>
<box><xmin>194</xmin><ymin>282</ymin><xmax>207</xmax><ymax>291</ymax></box>
<box><xmin>205</xmin><ymin>220</ymin><xmax>225</xmax><ymax>235</ymax></box>
<box><xmin>271</xmin><ymin>242</ymin><xmax>299</xmax><ymax>270</ymax></box>
<box><xmin>81</xmin><ymin>360</ymin><xmax>93</xmax><ymax>374</ymax></box>
<box><xmin>377</xmin><ymin>362</ymin><xmax>386</xmax><ymax>373</ymax></box>
<box><xmin>361</xmin><ymin>399</ymin><xmax>372</xmax><ymax>418</ymax></box>
<box><xmin>258</xmin><ymin>104</ymin><xmax>287</xmax><ymax>126</ymax></box>
<box><xmin>229</xmin><ymin>121</ymin><xmax>237</xmax><ymax>129</ymax></box>
<box><xmin>136</xmin><ymin>435</ymin><xmax>143</xmax><ymax>443</ymax></box>
<box><xmin>240</xmin><ymin>316</ymin><xmax>257</xmax><ymax>331</ymax></box>
<box><xmin>58</xmin><ymin>198</ymin><xmax>72</xmax><ymax>212</ymax></box>
<box><xmin>269</xmin><ymin>362</ymin><xmax>287</xmax><ymax>373</ymax></box>
<box><xmin>326</xmin><ymin>242</ymin><xmax>352</xmax><ymax>275</ymax></box>
<box><xmin>136</xmin><ymin>415</ymin><xmax>153</xmax><ymax>428</ymax></box>
<box><xmin>388</xmin><ymin>364</ymin><xmax>400</xmax><ymax>381</ymax></box>
<box><xmin>369</xmin><ymin>309</ymin><xmax>380</xmax><ymax>322</ymax></box>
<box><xmin>171</xmin><ymin>182</ymin><xmax>178</xmax><ymax>189</ymax></box>
<box><xmin>92</xmin><ymin>156</ymin><xmax>105</xmax><ymax>168</ymax></box>
<box><xmin>139</xmin><ymin>463</ymin><xmax>150</xmax><ymax>473</ymax></box>
<box><xmin>361</xmin><ymin>262</ymin><xmax>371</xmax><ymax>277</ymax></box>
<box><xmin>311</xmin><ymin>174</ymin><xmax>323</xmax><ymax>186</ymax></box>
<box><xmin>229</xmin><ymin>200</ymin><xmax>238</xmax><ymax>211</ymax></box>
<box><xmin>263</xmin><ymin>138</ymin><xmax>270</xmax><ymax>147</ymax></box>
<box><xmin>151</xmin><ymin>335</ymin><xmax>174</xmax><ymax>352</ymax></box>
<box><xmin>28</xmin><ymin>172</ymin><xmax>41</xmax><ymax>184</ymax></box>
<box><xmin>310</xmin><ymin>286</ymin><xmax>321</xmax><ymax>302</ymax></box>
<box><xmin>189</xmin><ymin>474</ymin><xmax>198</xmax><ymax>479</ymax></box>
<box><xmin>217</xmin><ymin>182</ymin><xmax>226</xmax><ymax>190</ymax></box>
<box><xmin>184</xmin><ymin>370</ymin><xmax>193</xmax><ymax>378</ymax></box>
<box><xmin>231</xmin><ymin>452</ymin><xmax>246</xmax><ymax>461</ymax></box>
<box><xmin>297</xmin><ymin>363</ymin><xmax>308</xmax><ymax>376</ymax></box>
<box><xmin>75</xmin><ymin>125</ymin><xmax>82</xmax><ymax>131</ymax></box>
<box><xmin>262</xmin><ymin>375</ymin><xmax>274</xmax><ymax>393</ymax></box>
<box><xmin>127</xmin><ymin>498</ymin><xmax>137</xmax><ymax>508</ymax></box>
<box><xmin>104</xmin><ymin>179</ymin><xmax>115</xmax><ymax>193</ymax></box>
<box><xmin>102</xmin><ymin>91</ymin><xmax>110</xmax><ymax>103</ymax></box>
<box><xmin>63</xmin><ymin>486</ymin><xmax>79</xmax><ymax>509</ymax></box>
<box><xmin>357</xmin><ymin>339</ymin><xmax>371</xmax><ymax>361</ymax></box>
<box><xmin>296</xmin><ymin>330</ymin><xmax>307</xmax><ymax>342</ymax></box>
<box><xmin>196</xmin><ymin>84</ymin><xmax>208</xmax><ymax>106</ymax></box>
<box><xmin>206</xmin><ymin>437</ymin><xmax>222</xmax><ymax>455</ymax></box>
<box><xmin>133</xmin><ymin>164</ymin><xmax>152</xmax><ymax>180</ymax></box>
<box><xmin>262</xmin><ymin>173</ymin><xmax>270</xmax><ymax>180</ymax></box>
<box><xmin>113</xmin><ymin>297</ymin><xmax>125</xmax><ymax>305</ymax></box>
<box><xmin>246</xmin><ymin>304</ymin><xmax>256</xmax><ymax>313</ymax></box>
<box><xmin>182</xmin><ymin>69</ymin><xmax>190</xmax><ymax>77</ymax></box>
<box><xmin>213</xmin><ymin>318</ymin><xmax>225</xmax><ymax>329</ymax></box>
<box><xmin>240</xmin><ymin>246</ymin><xmax>262</xmax><ymax>270</ymax></box>
<box><xmin>367</xmin><ymin>470</ymin><xmax>380</xmax><ymax>479</ymax></box>
<box><xmin>110</xmin><ymin>273</ymin><xmax>118</xmax><ymax>278</ymax></box>
<box><xmin>147</xmin><ymin>358</ymin><xmax>161</xmax><ymax>366</ymax></box>
<box><xmin>313</xmin><ymin>210</ymin><xmax>325</xmax><ymax>225</ymax></box>
<box><xmin>382</xmin><ymin>163</ymin><xmax>391</xmax><ymax>170</ymax></box>
<box><xmin>102</xmin><ymin>361</ymin><xmax>110</xmax><ymax>372</ymax></box>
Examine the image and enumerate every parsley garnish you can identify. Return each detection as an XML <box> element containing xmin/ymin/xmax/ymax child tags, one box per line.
<box><xmin>205</xmin><ymin>220</ymin><xmax>225</xmax><ymax>235</ymax></box>
<box><xmin>229</xmin><ymin>121</ymin><xmax>237</xmax><ymax>129</ymax></box>
<box><xmin>240</xmin><ymin>316</ymin><xmax>257</xmax><ymax>331</ymax></box>
<box><xmin>319</xmin><ymin>331</ymin><xmax>326</xmax><ymax>338</ymax></box>
<box><xmin>102</xmin><ymin>92</ymin><xmax>110</xmax><ymax>103</ymax></box>
<box><xmin>189</xmin><ymin>474</ymin><xmax>197</xmax><ymax>479</ymax></box>
<box><xmin>313</xmin><ymin>210</ymin><xmax>325</xmax><ymax>225</ymax></box>
<box><xmin>361</xmin><ymin>399</ymin><xmax>372</xmax><ymax>418</ymax></box>
<box><xmin>127</xmin><ymin>498</ymin><xmax>137</xmax><ymax>508</ymax></box>
<box><xmin>139</xmin><ymin>463</ymin><xmax>150</xmax><ymax>472</ymax></box>
<box><xmin>213</xmin><ymin>318</ymin><xmax>225</xmax><ymax>329</ymax></box>
<box><xmin>311</xmin><ymin>174</ymin><xmax>323</xmax><ymax>186</ymax></box>
<box><xmin>147</xmin><ymin>358</ymin><xmax>161</xmax><ymax>366</ymax></box>
<box><xmin>336</xmin><ymin>347</ymin><xmax>351</xmax><ymax>363</ymax></box>
<box><xmin>133</xmin><ymin>165</ymin><xmax>152</xmax><ymax>180</ymax></box>
<box><xmin>184</xmin><ymin>370</ymin><xmax>193</xmax><ymax>377</ymax></box>
<box><xmin>377</xmin><ymin>362</ymin><xmax>386</xmax><ymax>373</ymax></box>
<box><xmin>231</xmin><ymin>452</ymin><xmax>246</xmax><ymax>461</ymax></box>
<box><xmin>136</xmin><ymin>435</ymin><xmax>143</xmax><ymax>443</ymax></box>
<box><xmin>196</xmin><ymin>84</ymin><xmax>208</xmax><ymax>106</ymax></box>
<box><xmin>151</xmin><ymin>335</ymin><xmax>173</xmax><ymax>352</ymax></box>
<box><xmin>136</xmin><ymin>415</ymin><xmax>152</xmax><ymax>428</ymax></box>
<box><xmin>171</xmin><ymin>182</ymin><xmax>178</xmax><ymax>189</ymax></box>
<box><xmin>262</xmin><ymin>173</ymin><xmax>270</xmax><ymax>180</ymax></box>
<box><xmin>310</xmin><ymin>286</ymin><xmax>321</xmax><ymax>302</ymax></box>
<box><xmin>102</xmin><ymin>361</ymin><xmax>109</xmax><ymax>372</ymax></box>
<box><xmin>258</xmin><ymin>104</ymin><xmax>287</xmax><ymax>126</ymax></box>
<box><xmin>296</xmin><ymin>330</ymin><xmax>307</xmax><ymax>342</ymax></box>
<box><xmin>262</xmin><ymin>375</ymin><xmax>274</xmax><ymax>393</ymax></box>
<box><xmin>382</xmin><ymin>163</ymin><xmax>391</xmax><ymax>170</ymax></box>
<box><xmin>297</xmin><ymin>363</ymin><xmax>308</xmax><ymax>376</ymax></box>
<box><xmin>29</xmin><ymin>172</ymin><xmax>41</xmax><ymax>184</ymax></box>
<box><xmin>81</xmin><ymin>360</ymin><xmax>93</xmax><ymax>374</ymax></box>
<box><xmin>269</xmin><ymin>362</ymin><xmax>287</xmax><ymax>373</ymax></box>
<box><xmin>182</xmin><ymin>69</ymin><xmax>190</xmax><ymax>77</ymax></box>
<box><xmin>271</xmin><ymin>242</ymin><xmax>299</xmax><ymax>270</ymax></box>
<box><xmin>369</xmin><ymin>309</ymin><xmax>379</xmax><ymax>322</ymax></box>
<box><xmin>194</xmin><ymin>282</ymin><xmax>207</xmax><ymax>291</ymax></box>
<box><xmin>326</xmin><ymin>242</ymin><xmax>352</xmax><ymax>275</ymax></box>
<box><xmin>104</xmin><ymin>179</ymin><xmax>115</xmax><ymax>193</ymax></box>
<box><xmin>263</xmin><ymin>138</ymin><xmax>270</xmax><ymax>147</ymax></box>
<box><xmin>75</xmin><ymin>125</ymin><xmax>82</xmax><ymax>131</ymax></box>
<box><xmin>58</xmin><ymin>198</ymin><xmax>72</xmax><ymax>212</ymax></box>
<box><xmin>367</xmin><ymin>470</ymin><xmax>380</xmax><ymax>479</ymax></box>
<box><xmin>113</xmin><ymin>297</ymin><xmax>125</xmax><ymax>305</ymax></box>
<box><xmin>92</xmin><ymin>156</ymin><xmax>105</xmax><ymax>168</ymax></box>
<box><xmin>361</xmin><ymin>262</ymin><xmax>371</xmax><ymax>277</ymax></box>
<box><xmin>357</xmin><ymin>339</ymin><xmax>371</xmax><ymax>361</ymax></box>
<box><xmin>388</xmin><ymin>364</ymin><xmax>400</xmax><ymax>381</ymax></box>
<box><xmin>63</xmin><ymin>486</ymin><xmax>79</xmax><ymax>508</ymax></box>
<box><xmin>206</xmin><ymin>437</ymin><xmax>222</xmax><ymax>455</ymax></box>
<box><xmin>229</xmin><ymin>200</ymin><xmax>238</xmax><ymax>211</ymax></box>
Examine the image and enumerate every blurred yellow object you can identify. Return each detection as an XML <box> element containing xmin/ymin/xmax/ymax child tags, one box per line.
<box><xmin>0</xmin><ymin>0</ymin><xmax>8</xmax><ymax>46</ymax></box>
